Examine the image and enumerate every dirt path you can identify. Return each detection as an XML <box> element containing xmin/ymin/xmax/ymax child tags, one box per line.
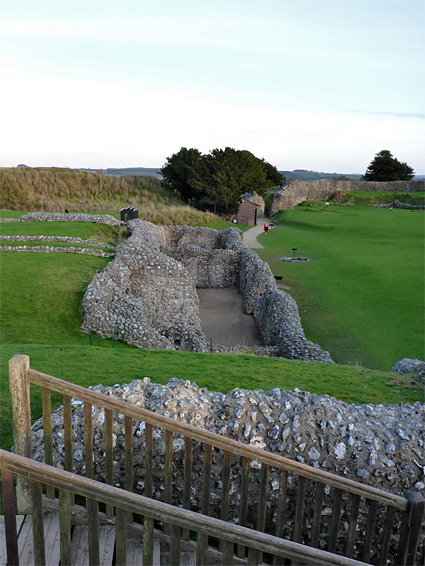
<box><xmin>197</xmin><ymin>288</ymin><xmax>263</xmax><ymax>347</ymax></box>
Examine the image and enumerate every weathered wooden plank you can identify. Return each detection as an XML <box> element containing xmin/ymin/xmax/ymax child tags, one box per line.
<box><xmin>405</xmin><ymin>491</ymin><xmax>425</xmax><ymax>565</ymax></box>
<box><xmin>30</xmin><ymin>479</ymin><xmax>46</xmax><ymax>566</ymax></box>
<box><xmin>115</xmin><ymin>507</ymin><xmax>127</xmax><ymax>566</ymax></box>
<box><xmin>219</xmin><ymin>450</ymin><xmax>232</xmax><ymax>554</ymax></box>
<box><xmin>143</xmin><ymin>517</ymin><xmax>155</xmax><ymax>566</ymax></box>
<box><xmin>104</xmin><ymin>408</ymin><xmax>114</xmax><ymax>517</ymax></box>
<box><xmin>0</xmin><ymin>515</ymin><xmax>24</xmax><ymax>566</ymax></box>
<box><xmin>59</xmin><ymin>489</ymin><xmax>71</xmax><ymax>566</ymax></box>
<box><xmin>179</xmin><ymin>549</ymin><xmax>196</xmax><ymax>565</ymax></box>
<box><xmin>169</xmin><ymin>523</ymin><xmax>181</xmax><ymax>566</ymax></box>
<box><xmin>84</xmin><ymin>401</ymin><xmax>94</xmax><ymax>479</ymax></box>
<box><xmin>87</xmin><ymin>497</ymin><xmax>100</xmax><ymax>565</ymax></box>
<box><xmin>275</xmin><ymin>469</ymin><xmax>288</xmax><ymax>539</ymax></box>
<box><xmin>9</xmin><ymin>355</ymin><xmax>32</xmax><ymax>513</ymax></box>
<box><xmin>197</xmin><ymin>444</ymin><xmax>213</xmax><ymax>564</ymax></box>
<box><xmin>126</xmin><ymin>535</ymin><xmax>142</xmax><ymax>565</ymax></box>
<box><xmin>311</xmin><ymin>481</ymin><xmax>325</xmax><ymax>548</ymax></box>
<box><xmin>70</xmin><ymin>524</ymin><xmax>90</xmax><ymax>565</ymax></box>
<box><xmin>273</xmin><ymin>469</ymin><xmax>288</xmax><ymax>566</ymax></box>
<box><xmin>165</xmin><ymin>429</ymin><xmax>173</xmax><ymax>505</ymax></box>
<box><xmin>28</xmin><ymin>368</ymin><xmax>408</xmax><ymax>510</ymax></box>
<box><xmin>379</xmin><ymin>505</ymin><xmax>396</xmax><ymax>565</ymax></box>
<box><xmin>98</xmin><ymin>525</ymin><xmax>116</xmax><ymax>565</ymax></box>
<box><xmin>220</xmin><ymin>450</ymin><xmax>232</xmax><ymax>523</ymax></box>
<box><xmin>13</xmin><ymin>514</ymin><xmax>60</xmax><ymax>566</ymax></box>
<box><xmin>164</xmin><ymin>429</ymin><xmax>173</xmax><ymax>536</ymax></box>
<box><xmin>1</xmin><ymin>470</ymin><xmax>19</xmax><ymax>566</ymax></box>
<box><xmin>362</xmin><ymin>499</ymin><xmax>377</xmax><ymax>562</ymax></box>
<box><xmin>63</xmin><ymin>394</ymin><xmax>73</xmax><ymax>473</ymax></box>
<box><xmin>328</xmin><ymin>488</ymin><xmax>343</xmax><ymax>553</ymax></box>
<box><xmin>237</xmin><ymin>456</ymin><xmax>250</xmax><ymax>559</ymax></box>
<box><xmin>70</xmin><ymin>524</ymin><xmax>115</xmax><ymax>566</ymax></box>
<box><xmin>42</xmin><ymin>388</ymin><xmax>55</xmax><ymax>499</ymax></box>
<box><xmin>145</xmin><ymin>423</ymin><xmax>153</xmax><ymax>499</ymax></box>
<box><xmin>345</xmin><ymin>494</ymin><xmax>361</xmax><ymax>558</ymax></box>
<box><xmin>39</xmin><ymin>513</ymin><xmax>60</xmax><ymax>566</ymax></box>
<box><xmin>17</xmin><ymin>516</ymin><xmax>35</xmax><ymax>566</ymax></box>
<box><xmin>222</xmin><ymin>540</ymin><xmax>234</xmax><ymax>566</ymax></box>
<box><xmin>182</xmin><ymin>436</ymin><xmax>193</xmax><ymax>541</ymax></box>
<box><xmin>125</xmin><ymin>415</ymin><xmax>134</xmax><ymax>522</ymax></box>
<box><xmin>293</xmin><ymin>475</ymin><xmax>306</xmax><ymax>543</ymax></box>
<box><xmin>252</xmin><ymin>463</ymin><xmax>269</xmax><ymax>564</ymax></box>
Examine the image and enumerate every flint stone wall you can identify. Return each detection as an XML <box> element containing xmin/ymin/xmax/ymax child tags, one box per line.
<box><xmin>0</xmin><ymin>245</ymin><xmax>114</xmax><ymax>257</ymax></box>
<box><xmin>0</xmin><ymin>212</ymin><xmax>121</xmax><ymax>226</ymax></box>
<box><xmin>30</xmin><ymin>378</ymin><xmax>425</xmax><ymax>558</ymax></box>
<box><xmin>270</xmin><ymin>180</ymin><xmax>425</xmax><ymax>214</ymax></box>
<box><xmin>81</xmin><ymin>220</ymin><xmax>332</xmax><ymax>362</ymax></box>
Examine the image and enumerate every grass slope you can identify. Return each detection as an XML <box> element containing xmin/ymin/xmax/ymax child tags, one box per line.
<box><xmin>259</xmin><ymin>205</ymin><xmax>424</xmax><ymax>370</ymax></box>
<box><xmin>1</xmin><ymin>344</ymin><xmax>421</xmax><ymax>451</ymax></box>
<box><xmin>0</xmin><ymin>168</ymin><xmax>233</xmax><ymax>228</ymax></box>
<box><xmin>1</xmin><ymin>205</ymin><xmax>423</xmax><ymax>452</ymax></box>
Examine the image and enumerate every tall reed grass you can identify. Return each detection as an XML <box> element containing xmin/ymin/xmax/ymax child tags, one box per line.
<box><xmin>0</xmin><ymin>168</ymin><xmax>229</xmax><ymax>227</ymax></box>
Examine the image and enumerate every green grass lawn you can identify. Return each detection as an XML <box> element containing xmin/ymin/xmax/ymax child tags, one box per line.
<box><xmin>259</xmin><ymin>205</ymin><xmax>424</xmax><ymax>370</ymax></box>
<box><xmin>1</xmin><ymin>207</ymin><xmax>423</xmax><ymax>452</ymax></box>
<box><xmin>1</xmin><ymin>344</ymin><xmax>421</xmax><ymax>451</ymax></box>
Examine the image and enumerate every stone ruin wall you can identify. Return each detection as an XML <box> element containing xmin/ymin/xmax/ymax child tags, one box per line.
<box><xmin>81</xmin><ymin>219</ymin><xmax>333</xmax><ymax>363</ymax></box>
<box><xmin>270</xmin><ymin>179</ymin><xmax>425</xmax><ymax>215</ymax></box>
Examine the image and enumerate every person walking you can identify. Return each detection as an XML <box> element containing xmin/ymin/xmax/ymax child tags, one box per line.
<box><xmin>263</xmin><ymin>222</ymin><xmax>269</xmax><ymax>235</ymax></box>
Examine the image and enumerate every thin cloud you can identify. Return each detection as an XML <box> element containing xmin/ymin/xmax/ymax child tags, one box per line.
<box><xmin>350</xmin><ymin>109</ymin><xmax>425</xmax><ymax>120</ymax></box>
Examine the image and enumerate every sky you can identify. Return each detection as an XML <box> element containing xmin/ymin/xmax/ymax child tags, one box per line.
<box><xmin>1</xmin><ymin>0</ymin><xmax>424</xmax><ymax>174</ymax></box>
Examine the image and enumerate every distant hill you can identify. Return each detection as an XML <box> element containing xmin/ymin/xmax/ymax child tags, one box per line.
<box><xmin>80</xmin><ymin>167</ymin><xmax>162</xmax><ymax>178</ymax></box>
<box><xmin>280</xmin><ymin>169</ymin><xmax>362</xmax><ymax>181</ymax></box>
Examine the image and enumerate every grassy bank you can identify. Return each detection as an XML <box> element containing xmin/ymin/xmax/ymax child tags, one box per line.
<box><xmin>259</xmin><ymin>205</ymin><xmax>424</xmax><ymax>370</ymax></box>
<box><xmin>1</xmin><ymin>344</ymin><xmax>421</xmax><ymax>451</ymax></box>
<box><xmin>1</xmin><ymin>202</ymin><xmax>423</xmax><ymax>454</ymax></box>
<box><xmin>0</xmin><ymin>168</ymin><xmax>232</xmax><ymax>227</ymax></box>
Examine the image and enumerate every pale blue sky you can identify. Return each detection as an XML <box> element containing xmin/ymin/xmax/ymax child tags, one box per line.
<box><xmin>1</xmin><ymin>0</ymin><xmax>424</xmax><ymax>173</ymax></box>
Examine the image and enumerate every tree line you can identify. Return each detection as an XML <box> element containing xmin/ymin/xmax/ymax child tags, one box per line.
<box><xmin>160</xmin><ymin>147</ymin><xmax>283</xmax><ymax>214</ymax></box>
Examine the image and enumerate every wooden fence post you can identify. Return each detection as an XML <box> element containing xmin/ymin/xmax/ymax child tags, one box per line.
<box><xmin>9</xmin><ymin>354</ymin><xmax>32</xmax><ymax>513</ymax></box>
<box><xmin>405</xmin><ymin>491</ymin><xmax>425</xmax><ymax>565</ymax></box>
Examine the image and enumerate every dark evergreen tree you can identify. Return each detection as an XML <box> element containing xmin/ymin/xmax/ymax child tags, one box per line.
<box><xmin>160</xmin><ymin>147</ymin><xmax>205</xmax><ymax>201</ymax></box>
<box><xmin>161</xmin><ymin>146</ymin><xmax>280</xmax><ymax>214</ymax></box>
<box><xmin>364</xmin><ymin>150</ymin><xmax>414</xmax><ymax>181</ymax></box>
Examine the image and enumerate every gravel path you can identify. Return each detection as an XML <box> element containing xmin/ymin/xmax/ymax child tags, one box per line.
<box><xmin>197</xmin><ymin>287</ymin><xmax>263</xmax><ymax>347</ymax></box>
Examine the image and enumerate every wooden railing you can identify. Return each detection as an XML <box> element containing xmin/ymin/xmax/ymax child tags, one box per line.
<box><xmin>1</xmin><ymin>450</ymin><xmax>369</xmax><ymax>566</ymax></box>
<box><xmin>7</xmin><ymin>354</ymin><xmax>425</xmax><ymax>565</ymax></box>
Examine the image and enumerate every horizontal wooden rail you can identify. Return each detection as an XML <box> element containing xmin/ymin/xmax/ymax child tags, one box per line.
<box><xmin>28</xmin><ymin>367</ymin><xmax>408</xmax><ymax>510</ymax></box>
<box><xmin>0</xmin><ymin>450</ymin><xmax>369</xmax><ymax>566</ymax></box>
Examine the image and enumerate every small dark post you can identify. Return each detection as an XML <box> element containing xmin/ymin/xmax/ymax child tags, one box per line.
<box><xmin>292</xmin><ymin>248</ymin><xmax>297</xmax><ymax>257</ymax></box>
<box><xmin>123</xmin><ymin>310</ymin><xmax>128</xmax><ymax>343</ymax></box>
<box><xmin>406</xmin><ymin>492</ymin><xmax>425</xmax><ymax>564</ymax></box>
<box><xmin>89</xmin><ymin>329</ymin><xmax>93</xmax><ymax>346</ymax></box>
<box><xmin>113</xmin><ymin>320</ymin><xmax>118</xmax><ymax>347</ymax></box>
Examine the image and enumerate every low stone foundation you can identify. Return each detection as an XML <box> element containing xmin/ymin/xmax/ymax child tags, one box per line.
<box><xmin>81</xmin><ymin>220</ymin><xmax>332</xmax><ymax>362</ymax></box>
<box><xmin>0</xmin><ymin>212</ymin><xmax>121</xmax><ymax>226</ymax></box>
<box><xmin>270</xmin><ymin>180</ymin><xmax>425</xmax><ymax>214</ymax></box>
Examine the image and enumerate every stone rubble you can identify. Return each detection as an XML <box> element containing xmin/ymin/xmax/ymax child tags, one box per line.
<box><xmin>0</xmin><ymin>235</ymin><xmax>112</xmax><ymax>247</ymax></box>
<box><xmin>0</xmin><ymin>245</ymin><xmax>114</xmax><ymax>257</ymax></box>
<box><xmin>392</xmin><ymin>358</ymin><xmax>425</xmax><ymax>380</ymax></box>
<box><xmin>81</xmin><ymin>219</ymin><xmax>333</xmax><ymax>362</ymax></box>
<box><xmin>0</xmin><ymin>212</ymin><xmax>121</xmax><ymax>226</ymax></box>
